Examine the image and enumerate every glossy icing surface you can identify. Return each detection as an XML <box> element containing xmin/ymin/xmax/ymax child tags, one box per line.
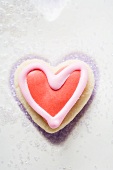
<box><xmin>18</xmin><ymin>62</ymin><xmax>88</xmax><ymax>129</ymax></box>
<box><xmin>27</xmin><ymin>70</ymin><xmax>80</xmax><ymax>117</ymax></box>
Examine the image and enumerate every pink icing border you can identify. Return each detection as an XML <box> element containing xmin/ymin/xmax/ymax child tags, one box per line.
<box><xmin>18</xmin><ymin>61</ymin><xmax>88</xmax><ymax>129</ymax></box>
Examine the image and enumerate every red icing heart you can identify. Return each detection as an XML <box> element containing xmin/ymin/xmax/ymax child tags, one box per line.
<box><xmin>27</xmin><ymin>69</ymin><xmax>80</xmax><ymax>117</ymax></box>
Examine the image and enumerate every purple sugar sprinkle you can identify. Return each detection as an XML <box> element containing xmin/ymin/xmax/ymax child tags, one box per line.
<box><xmin>9</xmin><ymin>53</ymin><xmax>99</xmax><ymax>144</ymax></box>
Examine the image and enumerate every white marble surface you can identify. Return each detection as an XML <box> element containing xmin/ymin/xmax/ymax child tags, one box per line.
<box><xmin>0</xmin><ymin>0</ymin><xmax>113</xmax><ymax>170</ymax></box>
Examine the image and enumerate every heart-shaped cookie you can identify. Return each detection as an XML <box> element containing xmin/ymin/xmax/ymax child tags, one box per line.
<box><xmin>14</xmin><ymin>59</ymin><xmax>94</xmax><ymax>133</ymax></box>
